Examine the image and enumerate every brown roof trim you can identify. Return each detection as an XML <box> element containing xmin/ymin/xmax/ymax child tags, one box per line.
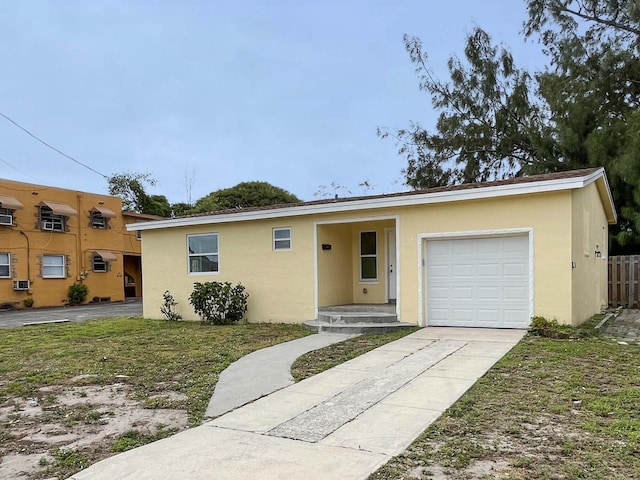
<box><xmin>183</xmin><ymin>168</ymin><xmax>605</xmax><ymax>219</ymax></box>
<box><xmin>91</xmin><ymin>206</ymin><xmax>117</xmax><ymax>218</ymax></box>
<box><xmin>94</xmin><ymin>250</ymin><xmax>117</xmax><ymax>262</ymax></box>
<box><xmin>0</xmin><ymin>194</ymin><xmax>23</xmax><ymax>210</ymax></box>
<box><xmin>40</xmin><ymin>201</ymin><xmax>78</xmax><ymax>216</ymax></box>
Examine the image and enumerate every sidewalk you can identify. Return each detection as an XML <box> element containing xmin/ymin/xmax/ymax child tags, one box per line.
<box><xmin>70</xmin><ymin>327</ymin><xmax>525</xmax><ymax>480</ymax></box>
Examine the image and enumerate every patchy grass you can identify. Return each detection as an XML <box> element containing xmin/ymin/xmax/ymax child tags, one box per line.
<box><xmin>291</xmin><ymin>328</ymin><xmax>418</xmax><ymax>382</ymax></box>
<box><xmin>0</xmin><ymin>318</ymin><xmax>310</xmax><ymax>479</ymax></box>
<box><xmin>369</xmin><ymin>334</ymin><xmax>640</xmax><ymax>480</ymax></box>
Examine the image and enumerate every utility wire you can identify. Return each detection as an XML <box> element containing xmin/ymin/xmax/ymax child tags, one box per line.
<box><xmin>0</xmin><ymin>155</ymin><xmax>42</xmax><ymax>182</ymax></box>
<box><xmin>0</xmin><ymin>111</ymin><xmax>108</xmax><ymax>178</ymax></box>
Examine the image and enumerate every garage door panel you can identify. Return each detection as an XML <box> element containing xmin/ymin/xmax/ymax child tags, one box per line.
<box><xmin>426</xmin><ymin>235</ymin><xmax>530</xmax><ymax>329</ymax></box>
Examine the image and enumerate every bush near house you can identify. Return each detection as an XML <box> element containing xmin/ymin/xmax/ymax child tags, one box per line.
<box><xmin>67</xmin><ymin>283</ymin><xmax>89</xmax><ymax>305</ymax></box>
<box><xmin>189</xmin><ymin>281</ymin><xmax>249</xmax><ymax>325</ymax></box>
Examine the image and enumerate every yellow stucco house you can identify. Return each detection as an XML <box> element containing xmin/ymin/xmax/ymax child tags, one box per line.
<box><xmin>0</xmin><ymin>178</ymin><xmax>161</xmax><ymax>309</ymax></box>
<box><xmin>129</xmin><ymin>168</ymin><xmax>616</xmax><ymax>328</ymax></box>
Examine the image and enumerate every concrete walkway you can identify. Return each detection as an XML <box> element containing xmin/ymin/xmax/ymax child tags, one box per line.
<box><xmin>205</xmin><ymin>332</ymin><xmax>354</xmax><ymax>418</ymax></box>
<box><xmin>70</xmin><ymin>327</ymin><xmax>526</xmax><ymax>480</ymax></box>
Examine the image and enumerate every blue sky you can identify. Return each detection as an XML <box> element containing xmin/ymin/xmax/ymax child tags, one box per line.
<box><xmin>0</xmin><ymin>1</ymin><xmax>547</xmax><ymax>204</ymax></box>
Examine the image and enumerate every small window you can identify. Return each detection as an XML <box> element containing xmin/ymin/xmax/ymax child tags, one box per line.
<box><xmin>188</xmin><ymin>233</ymin><xmax>219</xmax><ymax>273</ymax></box>
<box><xmin>42</xmin><ymin>254</ymin><xmax>65</xmax><ymax>278</ymax></box>
<box><xmin>91</xmin><ymin>213</ymin><xmax>108</xmax><ymax>229</ymax></box>
<box><xmin>40</xmin><ymin>207</ymin><xmax>66</xmax><ymax>232</ymax></box>
<box><xmin>0</xmin><ymin>252</ymin><xmax>10</xmax><ymax>278</ymax></box>
<box><xmin>0</xmin><ymin>208</ymin><xmax>14</xmax><ymax>227</ymax></box>
<box><xmin>360</xmin><ymin>231</ymin><xmax>377</xmax><ymax>281</ymax></box>
<box><xmin>273</xmin><ymin>228</ymin><xmax>291</xmax><ymax>250</ymax></box>
<box><xmin>92</xmin><ymin>255</ymin><xmax>107</xmax><ymax>272</ymax></box>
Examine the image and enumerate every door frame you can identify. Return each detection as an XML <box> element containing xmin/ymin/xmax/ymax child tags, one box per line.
<box><xmin>417</xmin><ymin>228</ymin><xmax>534</xmax><ymax>327</ymax></box>
<box><xmin>385</xmin><ymin>227</ymin><xmax>397</xmax><ymax>303</ymax></box>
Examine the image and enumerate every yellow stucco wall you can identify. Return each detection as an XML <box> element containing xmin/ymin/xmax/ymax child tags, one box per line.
<box><xmin>0</xmin><ymin>179</ymin><xmax>140</xmax><ymax>308</ymax></box>
<box><xmin>139</xmin><ymin>181</ymin><xmax>610</xmax><ymax>326</ymax></box>
<box><xmin>571</xmin><ymin>182</ymin><xmax>609</xmax><ymax>325</ymax></box>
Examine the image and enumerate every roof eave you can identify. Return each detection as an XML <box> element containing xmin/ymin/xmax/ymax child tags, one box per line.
<box><xmin>128</xmin><ymin>172</ymin><xmax>609</xmax><ymax>232</ymax></box>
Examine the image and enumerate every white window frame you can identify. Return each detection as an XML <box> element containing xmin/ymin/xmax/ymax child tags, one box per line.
<box><xmin>273</xmin><ymin>227</ymin><xmax>292</xmax><ymax>251</ymax></box>
<box><xmin>40</xmin><ymin>207</ymin><xmax>66</xmax><ymax>232</ymax></box>
<box><xmin>360</xmin><ymin>231</ymin><xmax>378</xmax><ymax>282</ymax></box>
<box><xmin>187</xmin><ymin>233</ymin><xmax>219</xmax><ymax>274</ymax></box>
<box><xmin>92</xmin><ymin>255</ymin><xmax>108</xmax><ymax>272</ymax></box>
<box><xmin>42</xmin><ymin>254</ymin><xmax>66</xmax><ymax>279</ymax></box>
<box><xmin>0</xmin><ymin>252</ymin><xmax>10</xmax><ymax>278</ymax></box>
<box><xmin>91</xmin><ymin>212</ymin><xmax>108</xmax><ymax>229</ymax></box>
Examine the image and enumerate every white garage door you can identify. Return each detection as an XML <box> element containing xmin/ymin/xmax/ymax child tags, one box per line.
<box><xmin>426</xmin><ymin>235</ymin><xmax>530</xmax><ymax>328</ymax></box>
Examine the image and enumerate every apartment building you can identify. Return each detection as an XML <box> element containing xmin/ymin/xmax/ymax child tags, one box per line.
<box><xmin>0</xmin><ymin>178</ymin><xmax>161</xmax><ymax>309</ymax></box>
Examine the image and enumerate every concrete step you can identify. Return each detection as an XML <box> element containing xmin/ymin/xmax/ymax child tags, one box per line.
<box><xmin>318</xmin><ymin>304</ymin><xmax>396</xmax><ymax>314</ymax></box>
<box><xmin>304</xmin><ymin>320</ymin><xmax>416</xmax><ymax>335</ymax></box>
<box><xmin>317</xmin><ymin>311</ymin><xmax>398</xmax><ymax>324</ymax></box>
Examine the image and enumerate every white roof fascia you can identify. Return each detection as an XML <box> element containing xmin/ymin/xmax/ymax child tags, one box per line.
<box><xmin>127</xmin><ymin>170</ymin><xmax>606</xmax><ymax>232</ymax></box>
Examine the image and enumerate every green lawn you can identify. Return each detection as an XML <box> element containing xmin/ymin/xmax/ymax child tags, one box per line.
<box><xmin>368</xmin><ymin>334</ymin><xmax>640</xmax><ymax>479</ymax></box>
<box><xmin>0</xmin><ymin>318</ymin><xmax>311</xmax><ymax>479</ymax></box>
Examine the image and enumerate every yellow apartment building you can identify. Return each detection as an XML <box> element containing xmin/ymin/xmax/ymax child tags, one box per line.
<box><xmin>0</xmin><ymin>178</ymin><xmax>161</xmax><ymax>309</ymax></box>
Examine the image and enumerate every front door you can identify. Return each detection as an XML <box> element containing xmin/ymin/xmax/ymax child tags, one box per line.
<box><xmin>386</xmin><ymin>228</ymin><xmax>397</xmax><ymax>303</ymax></box>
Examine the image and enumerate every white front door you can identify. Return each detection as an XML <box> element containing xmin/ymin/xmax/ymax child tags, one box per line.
<box><xmin>386</xmin><ymin>228</ymin><xmax>397</xmax><ymax>303</ymax></box>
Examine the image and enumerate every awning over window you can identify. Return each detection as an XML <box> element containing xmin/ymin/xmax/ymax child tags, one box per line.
<box><xmin>94</xmin><ymin>250</ymin><xmax>117</xmax><ymax>262</ymax></box>
<box><xmin>91</xmin><ymin>206</ymin><xmax>117</xmax><ymax>218</ymax></box>
<box><xmin>0</xmin><ymin>195</ymin><xmax>23</xmax><ymax>210</ymax></box>
<box><xmin>41</xmin><ymin>201</ymin><xmax>78</xmax><ymax>216</ymax></box>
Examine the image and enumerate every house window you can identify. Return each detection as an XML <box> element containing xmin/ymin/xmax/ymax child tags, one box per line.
<box><xmin>42</xmin><ymin>254</ymin><xmax>65</xmax><ymax>278</ymax></box>
<box><xmin>40</xmin><ymin>207</ymin><xmax>66</xmax><ymax>232</ymax></box>
<box><xmin>0</xmin><ymin>208</ymin><xmax>14</xmax><ymax>227</ymax></box>
<box><xmin>273</xmin><ymin>227</ymin><xmax>291</xmax><ymax>250</ymax></box>
<box><xmin>92</xmin><ymin>255</ymin><xmax>107</xmax><ymax>272</ymax></box>
<box><xmin>91</xmin><ymin>212</ymin><xmax>108</xmax><ymax>229</ymax></box>
<box><xmin>188</xmin><ymin>233</ymin><xmax>219</xmax><ymax>274</ymax></box>
<box><xmin>0</xmin><ymin>253</ymin><xmax>10</xmax><ymax>278</ymax></box>
<box><xmin>360</xmin><ymin>231</ymin><xmax>377</xmax><ymax>281</ymax></box>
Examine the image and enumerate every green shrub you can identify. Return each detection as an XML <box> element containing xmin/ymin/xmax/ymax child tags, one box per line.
<box><xmin>189</xmin><ymin>281</ymin><xmax>249</xmax><ymax>325</ymax></box>
<box><xmin>160</xmin><ymin>290</ymin><xmax>182</xmax><ymax>321</ymax></box>
<box><xmin>24</xmin><ymin>297</ymin><xmax>34</xmax><ymax>308</ymax></box>
<box><xmin>67</xmin><ymin>283</ymin><xmax>89</xmax><ymax>305</ymax></box>
<box><xmin>530</xmin><ymin>316</ymin><xmax>572</xmax><ymax>338</ymax></box>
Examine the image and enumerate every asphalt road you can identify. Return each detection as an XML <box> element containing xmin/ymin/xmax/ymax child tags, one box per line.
<box><xmin>0</xmin><ymin>299</ymin><xmax>142</xmax><ymax>329</ymax></box>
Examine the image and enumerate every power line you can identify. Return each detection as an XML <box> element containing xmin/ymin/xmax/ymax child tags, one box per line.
<box><xmin>0</xmin><ymin>155</ymin><xmax>42</xmax><ymax>182</ymax></box>
<box><xmin>0</xmin><ymin>111</ymin><xmax>108</xmax><ymax>178</ymax></box>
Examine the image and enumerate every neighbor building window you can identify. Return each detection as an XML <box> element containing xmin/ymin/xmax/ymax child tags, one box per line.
<box><xmin>188</xmin><ymin>233</ymin><xmax>219</xmax><ymax>273</ymax></box>
<box><xmin>360</xmin><ymin>231</ymin><xmax>377</xmax><ymax>281</ymax></box>
<box><xmin>273</xmin><ymin>227</ymin><xmax>291</xmax><ymax>250</ymax></box>
<box><xmin>0</xmin><ymin>253</ymin><xmax>10</xmax><ymax>278</ymax></box>
<box><xmin>92</xmin><ymin>255</ymin><xmax>107</xmax><ymax>272</ymax></box>
<box><xmin>42</xmin><ymin>254</ymin><xmax>66</xmax><ymax>278</ymax></box>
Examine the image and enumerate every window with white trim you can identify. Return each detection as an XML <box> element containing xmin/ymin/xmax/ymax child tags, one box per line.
<box><xmin>273</xmin><ymin>227</ymin><xmax>291</xmax><ymax>250</ymax></box>
<box><xmin>90</xmin><ymin>212</ymin><xmax>109</xmax><ymax>229</ymax></box>
<box><xmin>42</xmin><ymin>254</ymin><xmax>65</xmax><ymax>278</ymax></box>
<box><xmin>188</xmin><ymin>233</ymin><xmax>219</xmax><ymax>273</ymax></box>
<box><xmin>92</xmin><ymin>255</ymin><xmax>107</xmax><ymax>272</ymax></box>
<box><xmin>0</xmin><ymin>252</ymin><xmax>10</xmax><ymax>278</ymax></box>
<box><xmin>360</xmin><ymin>231</ymin><xmax>377</xmax><ymax>281</ymax></box>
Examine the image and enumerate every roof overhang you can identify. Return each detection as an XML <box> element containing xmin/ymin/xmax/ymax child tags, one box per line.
<box><xmin>91</xmin><ymin>206</ymin><xmax>117</xmax><ymax>218</ymax></box>
<box><xmin>41</xmin><ymin>201</ymin><xmax>78</xmax><ymax>217</ymax></box>
<box><xmin>0</xmin><ymin>194</ymin><xmax>24</xmax><ymax>210</ymax></box>
<box><xmin>94</xmin><ymin>250</ymin><xmax>117</xmax><ymax>262</ymax></box>
<box><xmin>127</xmin><ymin>167</ymin><xmax>618</xmax><ymax>232</ymax></box>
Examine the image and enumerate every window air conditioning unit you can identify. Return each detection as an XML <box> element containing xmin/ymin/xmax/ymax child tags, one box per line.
<box><xmin>13</xmin><ymin>280</ymin><xmax>30</xmax><ymax>291</ymax></box>
<box><xmin>42</xmin><ymin>221</ymin><xmax>55</xmax><ymax>231</ymax></box>
<box><xmin>0</xmin><ymin>214</ymin><xmax>12</xmax><ymax>226</ymax></box>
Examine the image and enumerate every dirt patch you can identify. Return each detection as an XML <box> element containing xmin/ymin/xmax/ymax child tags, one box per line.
<box><xmin>0</xmin><ymin>383</ymin><xmax>189</xmax><ymax>479</ymax></box>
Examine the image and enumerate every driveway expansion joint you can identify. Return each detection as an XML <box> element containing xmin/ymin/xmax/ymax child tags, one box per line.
<box><xmin>267</xmin><ymin>339</ymin><xmax>467</xmax><ymax>442</ymax></box>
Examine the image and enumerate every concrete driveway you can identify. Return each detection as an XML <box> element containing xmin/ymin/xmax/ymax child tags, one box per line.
<box><xmin>0</xmin><ymin>298</ymin><xmax>142</xmax><ymax>328</ymax></box>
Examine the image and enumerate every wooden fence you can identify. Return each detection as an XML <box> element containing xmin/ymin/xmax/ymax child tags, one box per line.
<box><xmin>609</xmin><ymin>255</ymin><xmax>640</xmax><ymax>307</ymax></box>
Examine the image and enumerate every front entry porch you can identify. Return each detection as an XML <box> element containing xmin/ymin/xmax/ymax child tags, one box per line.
<box><xmin>305</xmin><ymin>304</ymin><xmax>415</xmax><ymax>334</ymax></box>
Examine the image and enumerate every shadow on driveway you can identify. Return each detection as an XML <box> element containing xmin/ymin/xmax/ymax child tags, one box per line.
<box><xmin>0</xmin><ymin>298</ymin><xmax>142</xmax><ymax>329</ymax></box>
